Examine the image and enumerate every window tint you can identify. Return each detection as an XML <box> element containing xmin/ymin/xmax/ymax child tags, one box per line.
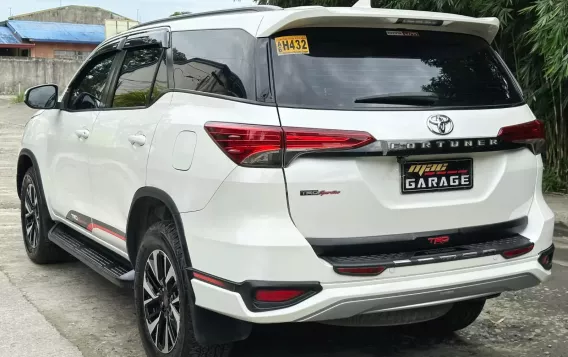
<box><xmin>172</xmin><ymin>29</ymin><xmax>255</xmax><ymax>100</ymax></box>
<box><xmin>271</xmin><ymin>28</ymin><xmax>523</xmax><ymax>110</ymax></box>
<box><xmin>112</xmin><ymin>47</ymin><xmax>163</xmax><ymax>108</ymax></box>
<box><xmin>68</xmin><ymin>52</ymin><xmax>116</xmax><ymax>110</ymax></box>
<box><xmin>151</xmin><ymin>55</ymin><xmax>168</xmax><ymax>103</ymax></box>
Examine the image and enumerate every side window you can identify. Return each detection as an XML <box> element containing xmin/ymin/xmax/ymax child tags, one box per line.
<box><xmin>112</xmin><ymin>47</ymin><xmax>163</xmax><ymax>108</ymax></box>
<box><xmin>68</xmin><ymin>52</ymin><xmax>117</xmax><ymax>110</ymax></box>
<box><xmin>172</xmin><ymin>29</ymin><xmax>255</xmax><ymax>100</ymax></box>
<box><xmin>151</xmin><ymin>55</ymin><xmax>168</xmax><ymax>103</ymax></box>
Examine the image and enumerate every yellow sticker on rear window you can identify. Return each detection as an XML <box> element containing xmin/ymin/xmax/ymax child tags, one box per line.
<box><xmin>275</xmin><ymin>35</ymin><xmax>310</xmax><ymax>56</ymax></box>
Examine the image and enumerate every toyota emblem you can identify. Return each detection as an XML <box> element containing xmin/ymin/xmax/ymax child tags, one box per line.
<box><xmin>427</xmin><ymin>115</ymin><xmax>454</xmax><ymax>135</ymax></box>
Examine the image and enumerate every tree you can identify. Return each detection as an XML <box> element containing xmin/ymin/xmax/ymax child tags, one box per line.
<box><xmin>257</xmin><ymin>0</ymin><xmax>568</xmax><ymax>191</ymax></box>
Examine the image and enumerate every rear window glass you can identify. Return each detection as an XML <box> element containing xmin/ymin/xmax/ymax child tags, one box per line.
<box><xmin>270</xmin><ymin>28</ymin><xmax>523</xmax><ymax>110</ymax></box>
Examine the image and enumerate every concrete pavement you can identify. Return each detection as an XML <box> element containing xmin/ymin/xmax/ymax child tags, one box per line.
<box><xmin>1</xmin><ymin>98</ymin><xmax>567</xmax><ymax>357</ymax></box>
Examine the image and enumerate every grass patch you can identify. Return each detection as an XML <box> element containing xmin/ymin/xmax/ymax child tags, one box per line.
<box><xmin>11</xmin><ymin>92</ymin><xmax>25</xmax><ymax>104</ymax></box>
<box><xmin>543</xmin><ymin>166</ymin><xmax>568</xmax><ymax>194</ymax></box>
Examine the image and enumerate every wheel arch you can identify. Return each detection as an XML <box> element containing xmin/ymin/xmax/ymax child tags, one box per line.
<box><xmin>128</xmin><ymin>187</ymin><xmax>253</xmax><ymax>346</ymax></box>
<box><xmin>126</xmin><ymin>187</ymin><xmax>191</xmax><ymax>268</ymax></box>
<box><xmin>17</xmin><ymin>149</ymin><xmax>43</xmax><ymax>199</ymax></box>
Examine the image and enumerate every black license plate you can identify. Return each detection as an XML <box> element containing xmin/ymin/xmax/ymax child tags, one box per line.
<box><xmin>401</xmin><ymin>159</ymin><xmax>473</xmax><ymax>194</ymax></box>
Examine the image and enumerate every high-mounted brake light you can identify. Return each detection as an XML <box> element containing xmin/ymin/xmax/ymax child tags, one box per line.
<box><xmin>205</xmin><ymin>122</ymin><xmax>375</xmax><ymax>167</ymax></box>
<box><xmin>396</xmin><ymin>18</ymin><xmax>444</xmax><ymax>26</ymax></box>
<box><xmin>497</xmin><ymin>120</ymin><xmax>545</xmax><ymax>154</ymax></box>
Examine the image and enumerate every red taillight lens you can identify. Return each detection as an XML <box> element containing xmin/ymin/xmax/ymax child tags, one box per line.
<box><xmin>205</xmin><ymin>122</ymin><xmax>375</xmax><ymax>167</ymax></box>
<box><xmin>284</xmin><ymin>127</ymin><xmax>375</xmax><ymax>151</ymax></box>
<box><xmin>336</xmin><ymin>266</ymin><xmax>386</xmax><ymax>276</ymax></box>
<box><xmin>497</xmin><ymin>120</ymin><xmax>545</xmax><ymax>154</ymax></box>
<box><xmin>254</xmin><ymin>289</ymin><xmax>305</xmax><ymax>302</ymax></box>
<box><xmin>204</xmin><ymin>122</ymin><xmax>284</xmax><ymax>167</ymax></box>
<box><xmin>502</xmin><ymin>244</ymin><xmax>534</xmax><ymax>259</ymax></box>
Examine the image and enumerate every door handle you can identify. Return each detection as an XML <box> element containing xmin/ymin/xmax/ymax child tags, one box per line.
<box><xmin>128</xmin><ymin>134</ymin><xmax>146</xmax><ymax>146</ymax></box>
<box><xmin>75</xmin><ymin>129</ymin><xmax>90</xmax><ymax>139</ymax></box>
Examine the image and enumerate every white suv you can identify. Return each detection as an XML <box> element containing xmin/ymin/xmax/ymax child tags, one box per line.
<box><xmin>18</xmin><ymin>4</ymin><xmax>555</xmax><ymax>357</ymax></box>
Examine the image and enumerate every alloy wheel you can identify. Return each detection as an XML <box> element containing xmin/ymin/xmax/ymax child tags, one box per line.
<box><xmin>143</xmin><ymin>250</ymin><xmax>181</xmax><ymax>353</ymax></box>
<box><xmin>24</xmin><ymin>181</ymin><xmax>40</xmax><ymax>250</ymax></box>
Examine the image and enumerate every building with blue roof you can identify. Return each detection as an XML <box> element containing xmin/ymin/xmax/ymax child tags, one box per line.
<box><xmin>0</xmin><ymin>25</ymin><xmax>34</xmax><ymax>56</ymax></box>
<box><xmin>0</xmin><ymin>5</ymin><xmax>131</xmax><ymax>59</ymax></box>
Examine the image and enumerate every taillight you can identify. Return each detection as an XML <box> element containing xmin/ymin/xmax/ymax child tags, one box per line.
<box><xmin>501</xmin><ymin>244</ymin><xmax>534</xmax><ymax>259</ymax></box>
<box><xmin>204</xmin><ymin>122</ymin><xmax>283</xmax><ymax>167</ymax></box>
<box><xmin>205</xmin><ymin>122</ymin><xmax>375</xmax><ymax>167</ymax></box>
<box><xmin>284</xmin><ymin>127</ymin><xmax>376</xmax><ymax>165</ymax></box>
<box><xmin>497</xmin><ymin>120</ymin><xmax>545</xmax><ymax>154</ymax></box>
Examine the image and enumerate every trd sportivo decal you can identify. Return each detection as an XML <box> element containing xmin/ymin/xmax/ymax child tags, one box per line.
<box><xmin>66</xmin><ymin>211</ymin><xmax>126</xmax><ymax>241</ymax></box>
<box><xmin>300</xmin><ymin>190</ymin><xmax>341</xmax><ymax>196</ymax></box>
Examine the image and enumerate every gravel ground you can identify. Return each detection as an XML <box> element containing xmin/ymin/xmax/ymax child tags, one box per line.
<box><xmin>0</xmin><ymin>98</ymin><xmax>567</xmax><ymax>357</ymax></box>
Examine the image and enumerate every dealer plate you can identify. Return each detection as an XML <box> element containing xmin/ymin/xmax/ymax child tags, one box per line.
<box><xmin>401</xmin><ymin>159</ymin><xmax>473</xmax><ymax>194</ymax></box>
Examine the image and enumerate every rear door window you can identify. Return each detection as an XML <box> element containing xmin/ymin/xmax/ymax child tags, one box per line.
<box><xmin>270</xmin><ymin>28</ymin><xmax>523</xmax><ymax>110</ymax></box>
<box><xmin>112</xmin><ymin>47</ymin><xmax>163</xmax><ymax>108</ymax></box>
<box><xmin>171</xmin><ymin>29</ymin><xmax>256</xmax><ymax>100</ymax></box>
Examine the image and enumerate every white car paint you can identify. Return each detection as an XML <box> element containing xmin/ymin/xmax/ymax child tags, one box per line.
<box><xmin>20</xmin><ymin>5</ymin><xmax>554</xmax><ymax>327</ymax></box>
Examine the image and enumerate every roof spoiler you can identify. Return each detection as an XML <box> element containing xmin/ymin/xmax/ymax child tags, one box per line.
<box><xmin>256</xmin><ymin>7</ymin><xmax>499</xmax><ymax>43</ymax></box>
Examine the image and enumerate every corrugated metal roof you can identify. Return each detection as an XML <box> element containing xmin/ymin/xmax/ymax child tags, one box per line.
<box><xmin>0</xmin><ymin>26</ymin><xmax>20</xmax><ymax>44</ymax></box>
<box><xmin>7</xmin><ymin>20</ymin><xmax>104</xmax><ymax>44</ymax></box>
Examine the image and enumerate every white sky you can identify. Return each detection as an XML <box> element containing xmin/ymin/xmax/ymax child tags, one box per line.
<box><xmin>1</xmin><ymin>0</ymin><xmax>257</xmax><ymax>24</ymax></box>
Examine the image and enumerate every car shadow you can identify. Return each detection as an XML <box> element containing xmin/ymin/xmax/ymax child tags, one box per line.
<box><xmin>232</xmin><ymin>322</ymin><xmax>473</xmax><ymax>357</ymax></box>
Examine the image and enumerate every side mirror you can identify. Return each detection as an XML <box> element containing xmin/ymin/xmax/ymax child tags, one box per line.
<box><xmin>25</xmin><ymin>84</ymin><xmax>59</xmax><ymax>109</ymax></box>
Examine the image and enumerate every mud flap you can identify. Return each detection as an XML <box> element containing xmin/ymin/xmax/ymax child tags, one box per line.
<box><xmin>192</xmin><ymin>304</ymin><xmax>252</xmax><ymax>346</ymax></box>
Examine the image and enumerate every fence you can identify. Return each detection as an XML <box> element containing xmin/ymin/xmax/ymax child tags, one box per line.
<box><xmin>0</xmin><ymin>56</ymin><xmax>82</xmax><ymax>95</ymax></box>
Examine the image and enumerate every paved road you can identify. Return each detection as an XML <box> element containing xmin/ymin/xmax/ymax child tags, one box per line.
<box><xmin>0</xmin><ymin>98</ymin><xmax>567</xmax><ymax>357</ymax></box>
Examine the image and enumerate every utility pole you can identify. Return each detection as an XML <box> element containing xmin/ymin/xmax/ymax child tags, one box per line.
<box><xmin>137</xmin><ymin>9</ymin><xmax>139</xmax><ymax>21</ymax></box>
<box><xmin>9</xmin><ymin>7</ymin><xmax>11</xmax><ymax>17</ymax></box>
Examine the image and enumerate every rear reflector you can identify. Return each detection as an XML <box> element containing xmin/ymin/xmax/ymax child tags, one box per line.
<box><xmin>501</xmin><ymin>244</ymin><xmax>534</xmax><ymax>259</ymax></box>
<box><xmin>497</xmin><ymin>120</ymin><xmax>545</xmax><ymax>154</ymax></box>
<box><xmin>205</xmin><ymin>122</ymin><xmax>375</xmax><ymax>167</ymax></box>
<box><xmin>254</xmin><ymin>289</ymin><xmax>305</xmax><ymax>302</ymax></box>
<box><xmin>538</xmin><ymin>245</ymin><xmax>555</xmax><ymax>270</ymax></box>
<box><xmin>193</xmin><ymin>272</ymin><xmax>226</xmax><ymax>288</ymax></box>
<box><xmin>336</xmin><ymin>266</ymin><xmax>386</xmax><ymax>276</ymax></box>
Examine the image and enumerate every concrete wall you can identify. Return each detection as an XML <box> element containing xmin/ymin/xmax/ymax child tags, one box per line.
<box><xmin>31</xmin><ymin>43</ymin><xmax>97</xmax><ymax>59</ymax></box>
<box><xmin>9</xmin><ymin>5</ymin><xmax>132</xmax><ymax>25</ymax></box>
<box><xmin>0</xmin><ymin>57</ymin><xmax>82</xmax><ymax>94</ymax></box>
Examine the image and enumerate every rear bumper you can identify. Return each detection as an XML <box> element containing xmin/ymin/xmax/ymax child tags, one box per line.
<box><xmin>191</xmin><ymin>257</ymin><xmax>549</xmax><ymax>323</ymax></box>
<box><xmin>182</xmin><ymin>159</ymin><xmax>554</xmax><ymax>324</ymax></box>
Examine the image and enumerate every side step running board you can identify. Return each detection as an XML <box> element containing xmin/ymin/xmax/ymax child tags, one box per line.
<box><xmin>48</xmin><ymin>223</ymin><xmax>134</xmax><ymax>288</ymax></box>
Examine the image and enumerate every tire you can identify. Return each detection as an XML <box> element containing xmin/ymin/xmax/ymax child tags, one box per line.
<box><xmin>134</xmin><ymin>221</ymin><xmax>232</xmax><ymax>357</ymax></box>
<box><xmin>421</xmin><ymin>299</ymin><xmax>486</xmax><ymax>333</ymax></box>
<box><xmin>20</xmin><ymin>167</ymin><xmax>68</xmax><ymax>264</ymax></box>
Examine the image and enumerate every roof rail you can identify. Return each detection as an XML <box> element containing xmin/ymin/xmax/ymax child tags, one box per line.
<box><xmin>131</xmin><ymin>5</ymin><xmax>281</xmax><ymax>29</ymax></box>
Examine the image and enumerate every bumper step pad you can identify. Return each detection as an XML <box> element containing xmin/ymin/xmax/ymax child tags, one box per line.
<box><xmin>324</xmin><ymin>235</ymin><xmax>533</xmax><ymax>270</ymax></box>
<box><xmin>48</xmin><ymin>223</ymin><xmax>133</xmax><ymax>288</ymax></box>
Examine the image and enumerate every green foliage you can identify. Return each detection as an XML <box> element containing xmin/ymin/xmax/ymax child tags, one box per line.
<box><xmin>12</xmin><ymin>92</ymin><xmax>25</xmax><ymax>104</ymax></box>
<box><xmin>259</xmin><ymin>0</ymin><xmax>568</xmax><ymax>192</ymax></box>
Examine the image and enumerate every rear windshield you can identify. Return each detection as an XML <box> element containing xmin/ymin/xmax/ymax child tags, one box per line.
<box><xmin>270</xmin><ymin>28</ymin><xmax>523</xmax><ymax>110</ymax></box>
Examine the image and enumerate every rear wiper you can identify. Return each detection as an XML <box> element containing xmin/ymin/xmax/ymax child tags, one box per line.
<box><xmin>354</xmin><ymin>92</ymin><xmax>439</xmax><ymax>105</ymax></box>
